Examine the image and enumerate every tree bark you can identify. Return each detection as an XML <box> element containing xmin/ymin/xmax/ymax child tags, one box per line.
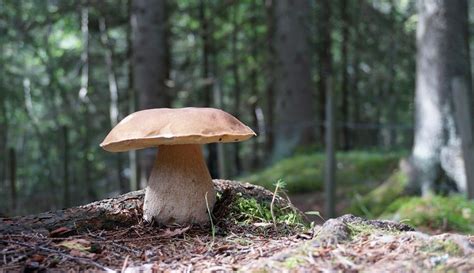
<box><xmin>272</xmin><ymin>0</ymin><xmax>315</xmax><ymax>160</ymax></box>
<box><xmin>452</xmin><ymin>79</ymin><xmax>474</xmax><ymax>199</ymax></box>
<box><xmin>131</xmin><ymin>0</ymin><xmax>171</xmax><ymax>186</ymax></box>
<box><xmin>411</xmin><ymin>0</ymin><xmax>472</xmax><ymax>195</ymax></box>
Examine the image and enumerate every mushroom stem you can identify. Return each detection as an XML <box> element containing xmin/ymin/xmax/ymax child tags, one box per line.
<box><xmin>143</xmin><ymin>144</ymin><xmax>216</xmax><ymax>224</ymax></box>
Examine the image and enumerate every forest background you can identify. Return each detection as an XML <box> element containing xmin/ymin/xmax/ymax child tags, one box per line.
<box><xmin>0</xmin><ymin>0</ymin><xmax>473</xmax><ymax>222</ymax></box>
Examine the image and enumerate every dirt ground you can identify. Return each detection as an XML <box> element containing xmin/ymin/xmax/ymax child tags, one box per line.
<box><xmin>1</xmin><ymin>215</ymin><xmax>473</xmax><ymax>272</ymax></box>
<box><xmin>1</xmin><ymin>180</ymin><xmax>473</xmax><ymax>272</ymax></box>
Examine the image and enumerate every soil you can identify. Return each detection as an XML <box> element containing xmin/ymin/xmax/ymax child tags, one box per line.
<box><xmin>1</xmin><ymin>180</ymin><xmax>473</xmax><ymax>272</ymax></box>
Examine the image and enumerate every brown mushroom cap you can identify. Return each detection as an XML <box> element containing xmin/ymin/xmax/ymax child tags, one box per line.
<box><xmin>100</xmin><ymin>107</ymin><xmax>256</xmax><ymax>152</ymax></box>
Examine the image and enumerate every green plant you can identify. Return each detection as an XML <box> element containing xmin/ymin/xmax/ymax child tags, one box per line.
<box><xmin>381</xmin><ymin>195</ymin><xmax>474</xmax><ymax>233</ymax></box>
<box><xmin>205</xmin><ymin>192</ymin><xmax>216</xmax><ymax>242</ymax></box>
<box><xmin>231</xmin><ymin>193</ymin><xmax>305</xmax><ymax>229</ymax></box>
<box><xmin>271</xmin><ymin>179</ymin><xmax>287</xmax><ymax>230</ymax></box>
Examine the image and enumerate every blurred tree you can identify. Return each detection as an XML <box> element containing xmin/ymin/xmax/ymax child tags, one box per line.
<box><xmin>231</xmin><ymin>2</ymin><xmax>242</xmax><ymax>176</ymax></box>
<box><xmin>0</xmin><ymin>0</ymin><xmax>458</xmax><ymax>214</ymax></box>
<box><xmin>264</xmin><ymin>0</ymin><xmax>275</xmax><ymax>158</ymax></box>
<box><xmin>272</xmin><ymin>0</ymin><xmax>315</xmax><ymax>161</ymax></box>
<box><xmin>410</xmin><ymin>0</ymin><xmax>472</xmax><ymax>196</ymax></box>
<box><xmin>131</xmin><ymin>0</ymin><xmax>171</xmax><ymax>187</ymax></box>
<box><xmin>319</xmin><ymin>0</ymin><xmax>336</xmax><ymax>218</ymax></box>
<box><xmin>339</xmin><ymin>0</ymin><xmax>350</xmax><ymax>151</ymax></box>
<box><xmin>198</xmin><ymin>0</ymin><xmax>218</xmax><ymax>178</ymax></box>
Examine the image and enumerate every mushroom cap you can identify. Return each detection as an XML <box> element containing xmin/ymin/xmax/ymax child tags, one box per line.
<box><xmin>100</xmin><ymin>107</ymin><xmax>256</xmax><ymax>152</ymax></box>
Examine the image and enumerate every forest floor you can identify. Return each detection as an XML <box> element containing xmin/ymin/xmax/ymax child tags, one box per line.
<box><xmin>1</xmin><ymin>180</ymin><xmax>473</xmax><ymax>272</ymax></box>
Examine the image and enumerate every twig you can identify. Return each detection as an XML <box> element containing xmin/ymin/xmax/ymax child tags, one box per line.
<box><xmin>270</xmin><ymin>181</ymin><xmax>282</xmax><ymax>231</ymax></box>
<box><xmin>0</xmin><ymin>239</ymin><xmax>113</xmax><ymax>271</ymax></box>
<box><xmin>106</xmin><ymin>227</ymin><xmax>188</xmax><ymax>243</ymax></box>
<box><xmin>205</xmin><ymin>192</ymin><xmax>216</xmax><ymax>244</ymax></box>
<box><xmin>120</xmin><ymin>255</ymin><xmax>129</xmax><ymax>273</ymax></box>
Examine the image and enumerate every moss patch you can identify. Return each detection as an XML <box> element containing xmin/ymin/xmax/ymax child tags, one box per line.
<box><xmin>381</xmin><ymin>195</ymin><xmax>474</xmax><ymax>233</ymax></box>
<box><xmin>228</xmin><ymin>193</ymin><xmax>305</xmax><ymax>229</ymax></box>
<box><xmin>243</xmin><ymin>151</ymin><xmax>403</xmax><ymax>194</ymax></box>
<box><xmin>349</xmin><ymin>170</ymin><xmax>408</xmax><ymax>217</ymax></box>
<box><xmin>421</xmin><ymin>239</ymin><xmax>464</xmax><ymax>257</ymax></box>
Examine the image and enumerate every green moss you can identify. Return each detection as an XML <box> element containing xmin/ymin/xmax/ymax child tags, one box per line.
<box><xmin>347</xmin><ymin>223</ymin><xmax>379</xmax><ymax>238</ymax></box>
<box><xmin>349</xmin><ymin>170</ymin><xmax>408</xmax><ymax>217</ymax></box>
<box><xmin>282</xmin><ymin>256</ymin><xmax>306</xmax><ymax>269</ymax></box>
<box><xmin>382</xmin><ymin>195</ymin><xmax>474</xmax><ymax>233</ymax></box>
<box><xmin>421</xmin><ymin>239</ymin><xmax>463</xmax><ymax>256</ymax></box>
<box><xmin>243</xmin><ymin>151</ymin><xmax>403</xmax><ymax>194</ymax></box>
<box><xmin>230</xmin><ymin>194</ymin><xmax>305</xmax><ymax>228</ymax></box>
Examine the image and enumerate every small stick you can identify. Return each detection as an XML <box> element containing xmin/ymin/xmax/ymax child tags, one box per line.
<box><xmin>120</xmin><ymin>255</ymin><xmax>129</xmax><ymax>273</ymax></box>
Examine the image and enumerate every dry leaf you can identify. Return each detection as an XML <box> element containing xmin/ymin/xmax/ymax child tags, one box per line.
<box><xmin>30</xmin><ymin>254</ymin><xmax>45</xmax><ymax>263</ymax></box>
<box><xmin>160</xmin><ymin>226</ymin><xmax>190</xmax><ymax>238</ymax></box>
<box><xmin>69</xmin><ymin>249</ymin><xmax>96</xmax><ymax>259</ymax></box>
<box><xmin>49</xmin><ymin>226</ymin><xmax>73</xmax><ymax>237</ymax></box>
<box><xmin>57</xmin><ymin>239</ymin><xmax>91</xmax><ymax>252</ymax></box>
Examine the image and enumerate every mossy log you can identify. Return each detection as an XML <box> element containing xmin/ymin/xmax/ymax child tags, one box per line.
<box><xmin>0</xmin><ymin>180</ymin><xmax>287</xmax><ymax>235</ymax></box>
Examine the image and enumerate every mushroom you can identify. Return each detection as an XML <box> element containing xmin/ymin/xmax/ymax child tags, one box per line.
<box><xmin>100</xmin><ymin>107</ymin><xmax>256</xmax><ymax>224</ymax></box>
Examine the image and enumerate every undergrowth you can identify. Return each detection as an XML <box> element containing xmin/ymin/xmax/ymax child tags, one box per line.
<box><xmin>381</xmin><ymin>195</ymin><xmax>474</xmax><ymax>233</ymax></box>
<box><xmin>243</xmin><ymin>151</ymin><xmax>403</xmax><ymax>194</ymax></box>
<box><xmin>231</xmin><ymin>194</ymin><xmax>304</xmax><ymax>228</ymax></box>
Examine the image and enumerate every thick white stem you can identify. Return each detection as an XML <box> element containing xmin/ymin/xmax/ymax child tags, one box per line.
<box><xmin>143</xmin><ymin>144</ymin><xmax>215</xmax><ymax>224</ymax></box>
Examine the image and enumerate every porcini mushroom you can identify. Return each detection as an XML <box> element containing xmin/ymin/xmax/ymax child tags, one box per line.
<box><xmin>100</xmin><ymin>107</ymin><xmax>255</xmax><ymax>224</ymax></box>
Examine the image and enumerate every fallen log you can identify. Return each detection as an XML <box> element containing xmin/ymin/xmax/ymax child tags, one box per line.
<box><xmin>0</xmin><ymin>180</ymin><xmax>288</xmax><ymax>234</ymax></box>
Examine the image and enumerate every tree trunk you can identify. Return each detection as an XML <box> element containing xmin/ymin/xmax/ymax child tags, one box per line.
<box><xmin>410</xmin><ymin>0</ymin><xmax>472</xmax><ymax>196</ymax></box>
<box><xmin>383</xmin><ymin>0</ymin><xmax>398</xmax><ymax>149</ymax></box>
<box><xmin>452</xmin><ymin>79</ymin><xmax>474</xmax><ymax>199</ymax></box>
<box><xmin>350</xmin><ymin>0</ymin><xmax>361</xmax><ymax>148</ymax></box>
<box><xmin>127</xmin><ymin>0</ymin><xmax>139</xmax><ymax>191</ymax></box>
<box><xmin>272</xmin><ymin>0</ymin><xmax>315</xmax><ymax>160</ymax></box>
<box><xmin>8</xmin><ymin>147</ymin><xmax>16</xmax><ymax>214</ymax></box>
<box><xmin>340</xmin><ymin>0</ymin><xmax>350</xmax><ymax>151</ymax></box>
<box><xmin>249</xmin><ymin>0</ymin><xmax>261</xmax><ymax>169</ymax></box>
<box><xmin>232</xmin><ymin>3</ymin><xmax>242</xmax><ymax>176</ymax></box>
<box><xmin>264</xmin><ymin>0</ymin><xmax>275</xmax><ymax>159</ymax></box>
<box><xmin>325</xmin><ymin>78</ymin><xmax>336</xmax><ymax>218</ymax></box>
<box><xmin>79</xmin><ymin>6</ymin><xmax>96</xmax><ymax>202</ymax></box>
<box><xmin>198</xmin><ymin>0</ymin><xmax>218</xmax><ymax>178</ymax></box>
<box><xmin>319</xmin><ymin>0</ymin><xmax>336</xmax><ymax>218</ymax></box>
<box><xmin>318</xmin><ymin>0</ymin><xmax>332</xmax><ymax>147</ymax></box>
<box><xmin>100</xmin><ymin>17</ymin><xmax>128</xmax><ymax>194</ymax></box>
<box><xmin>62</xmin><ymin>126</ymin><xmax>70</xmax><ymax>208</ymax></box>
<box><xmin>0</xmin><ymin>86</ymin><xmax>7</xmax><ymax>191</ymax></box>
<box><xmin>131</xmin><ymin>0</ymin><xmax>170</xmax><ymax>186</ymax></box>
